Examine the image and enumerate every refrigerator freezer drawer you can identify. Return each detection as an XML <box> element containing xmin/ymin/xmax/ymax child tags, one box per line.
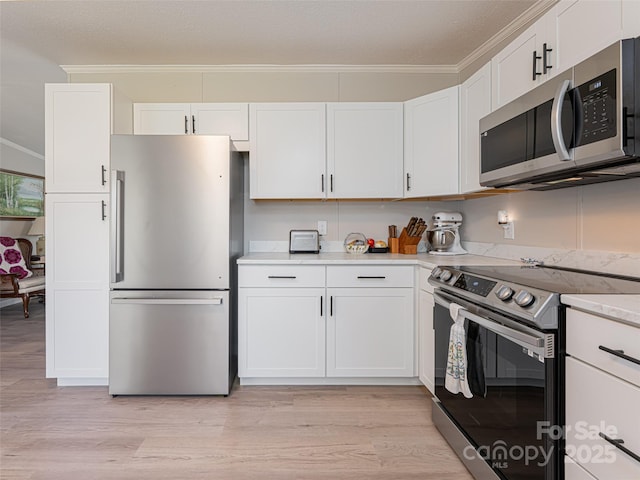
<box><xmin>109</xmin><ymin>291</ymin><xmax>232</xmax><ymax>395</ymax></box>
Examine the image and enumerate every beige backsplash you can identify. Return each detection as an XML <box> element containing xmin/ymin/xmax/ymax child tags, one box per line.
<box><xmin>244</xmin><ymin>176</ymin><xmax>640</xmax><ymax>277</ymax></box>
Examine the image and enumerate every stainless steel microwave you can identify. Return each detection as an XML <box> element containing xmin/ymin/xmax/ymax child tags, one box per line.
<box><xmin>480</xmin><ymin>37</ymin><xmax>639</xmax><ymax>190</ymax></box>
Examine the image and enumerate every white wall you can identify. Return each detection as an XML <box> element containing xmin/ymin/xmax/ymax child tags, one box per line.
<box><xmin>458</xmin><ymin>177</ymin><xmax>640</xmax><ymax>254</ymax></box>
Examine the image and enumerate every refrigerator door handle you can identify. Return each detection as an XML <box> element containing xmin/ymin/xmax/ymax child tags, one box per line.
<box><xmin>111</xmin><ymin>297</ymin><xmax>223</xmax><ymax>305</ymax></box>
<box><xmin>111</xmin><ymin>170</ymin><xmax>125</xmax><ymax>283</ymax></box>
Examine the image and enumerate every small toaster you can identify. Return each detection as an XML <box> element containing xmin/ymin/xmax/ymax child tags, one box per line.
<box><xmin>289</xmin><ymin>230</ymin><xmax>320</xmax><ymax>254</ymax></box>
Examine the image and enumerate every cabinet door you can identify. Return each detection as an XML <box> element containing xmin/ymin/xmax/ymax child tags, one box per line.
<box><xmin>327</xmin><ymin>103</ymin><xmax>403</xmax><ymax>199</ymax></box>
<box><xmin>565</xmin><ymin>456</ymin><xmax>598</xmax><ymax>480</ymax></box>
<box><xmin>460</xmin><ymin>62</ymin><xmax>491</xmax><ymax>194</ymax></box>
<box><xmin>418</xmin><ymin>289</ymin><xmax>435</xmax><ymax>393</ymax></box>
<box><xmin>191</xmin><ymin>103</ymin><xmax>249</xmax><ymax>140</ymax></box>
<box><xmin>404</xmin><ymin>86</ymin><xmax>459</xmax><ymax>197</ymax></box>
<box><xmin>623</xmin><ymin>0</ymin><xmax>640</xmax><ymax>37</ymax></box>
<box><xmin>553</xmin><ymin>0</ymin><xmax>623</xmax><ymax>74</ymax></box>
<box><xmin>565</xmin><ymin>357</ymin><xmax>640</xmax><ymax>480</ymax></box>
<box><xmin>238</xmin><ymin>288</ymin><xmax>325</xmax><ymax>377</ymax></box>
<box><xmin>491</xmin><ymin>22</ymin><xmax>543</xmax><ymax>110</ymax></box>
<box><xmin>249</xmin><ymin>103</ymin><xmax>326</xmax><ymax>199</ymax></box>
<box><xmin>327</xmin><ymin>288</ymin><xmax>414</xmax><ymax>377</ymax></box>
<box><xmin>45</xmin><ymin>84</ymin><xmax>111</xmax><ymax>194</ymax></box>
<box><xmin>133</xmin><ymin>103</ymin><xmax>191</xmax><ymax>134</ymax></box>
<box><xmin>45</xmin><ymin>194</ymin><xmax>109</xmax><ymax>381</ymax></box>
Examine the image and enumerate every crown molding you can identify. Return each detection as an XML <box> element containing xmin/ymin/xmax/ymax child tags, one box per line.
<box><xmin>61</xmin><ymin>64</ymin><xmax>459</xmax><ymax>75</ymax></box>
<box><xmin>457</xmin><ymin>0</ymin><xmax>557</xmax><ymax>72</ymax></box>
<box><xmin>0</xmin><ymin>138</ymin><xmax>44</xmax><ymax>161</ymax></box>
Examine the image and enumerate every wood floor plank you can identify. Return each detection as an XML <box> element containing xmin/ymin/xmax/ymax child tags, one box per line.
<box><xmin>1</xmin><ymin>302</ymin><xmax>473</xmax><ymax>479</ymax></box>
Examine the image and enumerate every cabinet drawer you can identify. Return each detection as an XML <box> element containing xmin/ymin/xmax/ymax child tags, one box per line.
<box><xmin>326</xmin><ymin>265</ymin><xmax>414</xmax><ymax>288</ymax></box>
<box><xmin>239</xmin><ymin>265</ymin><xmax>325</xmax><ymax>288</ymax></box>
<box><xmin>565</xmin><ymin>456</ymin><xmax>597</xmax><ymax>480</ymax></box>
<box><xmin>565</xmin><ymin>357</ymin><xmax>640</xmax><ymax>480</ymax></box>
<box><xmin>566</xmin><ymin>308</ymin><xmax>640</xmax><ymax>388</ymax></box>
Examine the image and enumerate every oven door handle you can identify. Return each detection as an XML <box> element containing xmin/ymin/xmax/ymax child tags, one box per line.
<box><xmin>433</xmin><ymin>291</ymin><xmax>552</xmax><ymax>358</ymax></box>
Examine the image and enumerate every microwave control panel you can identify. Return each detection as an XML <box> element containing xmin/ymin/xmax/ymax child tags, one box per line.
<box><xmin>575</xmin><ymin>68</ymin><xmax>617</xmax><ymax>146</ymax></box>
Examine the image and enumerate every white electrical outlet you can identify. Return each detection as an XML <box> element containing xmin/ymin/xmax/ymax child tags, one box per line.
<box><xmin>503</xmin><ymin>222</ymin><xmax>515</xmax><ymax>240</ymax></box>
<box><xmin>317</xmin><ymin>220</ymin><xmax>328</xmax><ymax>235</ymax></box>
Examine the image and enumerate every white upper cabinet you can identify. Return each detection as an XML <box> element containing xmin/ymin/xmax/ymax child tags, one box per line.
<box><xmin>404</xmin><ymin>86</ymin><xmax>459</xmax><ymax>197</ymax></box>
<box><xmin>623</xmin><ymin>0</ymin><xmax>640</xmax><ymax>37</ymax></box>
<box><xmin>190</xmin><ymin>103</ymin><xmax>249</xmax><ymax>140</ymax></box>
<box><xmin>492</xmin><ymin>0</ymin><xmax>627</xmax><ymax>110</ymax></box>
<box><xmin>249</xmin><ymin>103</ymin><xmax>326</xmax><ymax>199</ymax></box>
<box><xmin>460</xmin><ymin>62</ymin><xmax>491</xmax><ymax>194</ymax></box>
<box><xmin>45</xmin><ymin>84</ymin><xmax>111</xmax><ymax>194</ymax></box>
<box><xmin>133</xmin><ymin>103</ymin><xmax>191</xmax><ymax>134</ymax></box>
<box><xmin>133</xmin><ymin>103</ymin><xmax>249</xmax><ymax>140</ymax></box>
<box><xmin>491</xmin><ymin>18</ymin><xmax>554</xmax><ymax>110</ymax></box>
<box><xmin>552</xmin><ymin>0</ymin><xmax>623</xmax><ymax>74</ymax></box>
<box><xmin>326</xmin><ymin>103</ymin><xmax>403</xmax><ymax>199</ymax></box>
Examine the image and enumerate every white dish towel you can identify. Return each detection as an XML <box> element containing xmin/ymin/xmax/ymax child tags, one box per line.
<box><xmin>445</xmin><ymin>303</ymin><xmax>473</xmax><ymax>398</ymax></box>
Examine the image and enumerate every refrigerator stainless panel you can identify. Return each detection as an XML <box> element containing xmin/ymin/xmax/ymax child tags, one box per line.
<box><xmin>109</xmin><ymin>290</ymin><xmax>232</xmax><ymax>395</ymax></box>
<box><xmin>110</xmin><ymin>135</ymin><xmax>231</xmax><ymax>290</ymax></box>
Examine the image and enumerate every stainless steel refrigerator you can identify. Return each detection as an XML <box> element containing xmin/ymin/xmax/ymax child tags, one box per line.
<box><xmin>108</xmin><ymin>135</ymin><xmax>243</xmax><ymax>395</ymax></box>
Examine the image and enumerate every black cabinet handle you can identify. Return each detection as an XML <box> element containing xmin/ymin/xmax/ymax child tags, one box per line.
<box><xmin>330</xmin><ymin>174</ymin><xmax>334</xmax><ymax>193</ymax></box>
<box><xmin>267</xmin><ymin>276</ymin><xmax>296</xmax><ymax>279</ymax></box>
<box><xmin>192</xmin><ymin>115</ymin><xmax>196</xmax><ymax>134</ymax></box>
<box><xmin>101</xmin><ymin>165</ymin><xmax>107</xmax><ymax>186</ymax></box>
<box><xmin>532</xmin><ymin>50</ymin><xmax>542</xmax><ymax>81</ymax></box>
<box><xmin>599</xmin><ymin>432</ymin><xmax>640</xmax><ymax>464</ymax></box>
<box><xmin>321</xmin><ymin>174</ymin><xmax>325</xmax><ymax>193</ymax></box>
<box><xmin>598</xmin><ymin>345</ymin><xmax>640</xmax><ymax>366</ymax></box>
<box><xmin>101</xmin><ymin>200</ymin><xmax>107</xmax><ymax>221</ymax></box>
<box><xmin>406</xmin><ymin>173</ymin><xmax>411</xmax><ymax>191</ymax></box>
<box><xmin>330</xmin><ymin>296</ymin><xmax>333</xmax><ymax>316</ymax></box>
<box><xmin>184</xmin><ymin>115</ymin><xmax>188</xmax><ymax>134</ymax></box>
<box><xmin>543</xmin><ymin>43</ymin><xmax>553</xmax><ymax>74</ymax></box>
<box><xmin>320</xmin><ymin>296</ymin><xmax>323</xmax><ymax>316</ymax></box>
<box><xmin>357</xmin><ymin>276</ymin><xmax>386</xmax><ymax>279</ymax></box>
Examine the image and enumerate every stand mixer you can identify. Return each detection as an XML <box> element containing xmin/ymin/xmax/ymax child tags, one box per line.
<box><xmin>426</xmin><ymin>212</ymin><xmax>467</xmax><ymax>255</ymax></box>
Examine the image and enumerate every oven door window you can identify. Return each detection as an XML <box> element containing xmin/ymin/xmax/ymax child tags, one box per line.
<box><xmin>434</xmin><ymin>303</ymin><xmax>553</xmax><ymax>480</ymax></box>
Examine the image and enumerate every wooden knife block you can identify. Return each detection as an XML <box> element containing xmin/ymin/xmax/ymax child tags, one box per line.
<box><xmin>398</xmin><ymin>228</ymin><xmax>422</xmax><ymax>254</ymax></box>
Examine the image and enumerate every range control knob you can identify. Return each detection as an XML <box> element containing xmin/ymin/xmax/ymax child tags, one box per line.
<box><xmin>431</xmin><ymin>267</ymin><xmax>442</xmax><ymax>279</ymax></box>
<box><xmin>495</xmin><ymin>285</ymin><xmax>514</xmax><ymax>301</ymax></box>
<box><xmin>514</xmin><ymin>290</ymin><xmax>536</xmax><ymax>308</ymax></box>
<box><xmin>439</xmin><ymin>270</ymin><xmax>453</xmax><ymax>282</ymax></box>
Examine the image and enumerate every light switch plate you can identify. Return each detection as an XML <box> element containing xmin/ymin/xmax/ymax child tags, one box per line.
<box><xmin>317</xmin><ymin>220</ymin><xmax>327</xmax><ymax>235</ymax></box>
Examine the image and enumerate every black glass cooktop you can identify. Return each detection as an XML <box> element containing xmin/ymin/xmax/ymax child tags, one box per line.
<box><xmin>455</xmin><ymin>265</ymin><xmax>640</xmax><ymax>295</ymax></box>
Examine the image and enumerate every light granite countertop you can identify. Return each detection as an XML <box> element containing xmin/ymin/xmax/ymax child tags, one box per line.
<box><xmin>237</xmin><ymin>252</ymin><xmax>519</xmax><ymax>268</ymax></box>
<box><xmin>561</xmin><ymin>294</ymin><xmax>640</xmax><ymax>328</ymax></box>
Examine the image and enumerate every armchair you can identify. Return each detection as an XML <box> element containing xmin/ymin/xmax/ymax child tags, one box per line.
<box><xmin>0</xmin><ymin>237</ymin><xmax>45</xmax><ymax>318</ymax></box>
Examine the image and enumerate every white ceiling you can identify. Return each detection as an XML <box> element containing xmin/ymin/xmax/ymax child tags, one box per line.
<box><xmin>0</xmin><ymin>0</ymin><xmax>545</xmax><ymax>157</ymax></box>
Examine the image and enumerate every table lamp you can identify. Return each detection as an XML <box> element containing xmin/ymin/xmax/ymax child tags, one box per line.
<box><xmin>28</xmin><ymin>217</ymin><xmax>45</xmax><ymax>256</ymax></box>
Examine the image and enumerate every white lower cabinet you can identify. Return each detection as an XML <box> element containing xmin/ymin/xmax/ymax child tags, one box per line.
<box><xmin>326</xmin><ymin>288</ymin><xmax>414</xmax><ymax>377</ymax></box>
<box><xmin>238</xmin><ymin>288</ymin><xmax>325</xmax><ymax>377</ymax></box>
<box><xmin>565</xmin><ymin>456</ymin><xmax>598</xmax><ymax>480</ymax></box>
<box><xmin>238</xmin><ymin>264</ymin><xmax>415</xmax><ymax>383</ymax></box>
<box><xmin>418</xmin><ymin>283</ymin><xmax>435</xmax><ymax>393</ymax></box>
<box><xmin>45</xmin><ymin>194</ymin><xmax>110</xmax><ymax>383</ymax></box>
<box><xmin>564</xmin><ymin>307</ymin><xmax>640</xmax><ymax>480</ymax></box>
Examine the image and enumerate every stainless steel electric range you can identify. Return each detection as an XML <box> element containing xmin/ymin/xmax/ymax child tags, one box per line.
<box><xmin>428</xmin><ymin>264</ymin><xmax>640</xmax><ymax>480</ymax></box>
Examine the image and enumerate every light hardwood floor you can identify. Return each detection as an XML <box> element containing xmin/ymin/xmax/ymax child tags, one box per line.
<box><xmin>0</xmin><ymin>302</ymin><xmax>473</xmax><ymax>480</ymax></box>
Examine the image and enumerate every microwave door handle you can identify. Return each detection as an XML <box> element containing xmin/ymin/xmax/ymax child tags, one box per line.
<box><xmin>551</xmin><ymin>79</ymin><xmax>572</xmax><ymax>161</ymax></box>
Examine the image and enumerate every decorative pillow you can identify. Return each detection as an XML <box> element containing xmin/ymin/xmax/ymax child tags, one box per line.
<box><xmin>0</xmin><ymin>237</ymin><xmax>32</xmax><ymax>280</ymax></box>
